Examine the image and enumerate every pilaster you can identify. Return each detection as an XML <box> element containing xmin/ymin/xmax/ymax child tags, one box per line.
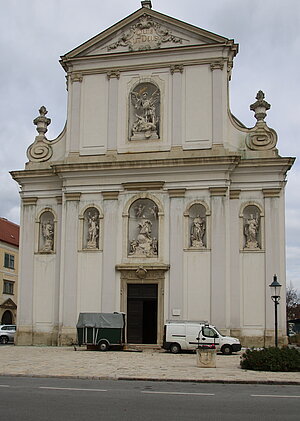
<box><xmin>101</xmin><ymin>191</ymin><xmax>120</xmax><ymax>311</ymax></box>
<box><xmin>210</xmin><ymin>187</ymin><xmax>228</xmax><ymax>328</ymax></box>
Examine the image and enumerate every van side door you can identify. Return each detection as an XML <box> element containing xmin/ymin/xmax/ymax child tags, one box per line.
<box><xmin>186</xmin><ymin>325</ymin><xmax>201</xmax><ymax>350</ymax></box>
<box><xmin>200</xmin><ymin>326</ymin><xmax>220</xmax><ymax>347</ymax></box>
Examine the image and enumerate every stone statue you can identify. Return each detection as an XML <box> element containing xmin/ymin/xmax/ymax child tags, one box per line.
<box><xmin>190</xmin><ymin>216</ymin><xmax>206</xmax><ymax>248</ymax></box>
<box><xmin>42</xmin><ymin>219</ymin><xmax>54</xmax><ymax>252</ymax></box>
<box><xmin>87</xmin><ymin>212</ymin><xmax>99</xmax><ymax>249</ymax></box>
<box><xmin>129</xmin><ymin>219</ymin><xmax>158</xmax><ymax>257</ymax></box>
<box><xmin>244</xmin><ymin>213</ymin><xmax>259</xmax><ymax>249</ymax></box>
<box><xmin>130</xmin><ymin>87</ymin><xmax>160</xmax><ymax>140</ymax></box>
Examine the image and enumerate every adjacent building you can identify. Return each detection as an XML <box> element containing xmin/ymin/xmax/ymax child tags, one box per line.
<box><xmin>0</xmin><ymin>217</ymin><xmax>19</xmax><ymax>325</ymax></box>
<box><xmin>11</xmin><ymin>1</ymin><xmax>294</xmax><ymax>347</ymax></box>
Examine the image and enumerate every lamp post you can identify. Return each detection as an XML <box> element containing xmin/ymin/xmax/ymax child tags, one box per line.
<box><xmin>269</xmin><ymin>274</ymin><xmax>282</xmax><ymax>348</ymax></box>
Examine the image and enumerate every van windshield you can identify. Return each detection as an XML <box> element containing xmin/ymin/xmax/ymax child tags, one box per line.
<box><xmin>213</xmin><ymin>327</ymin><xmax>223</xmax><ymax>337</ymax></box>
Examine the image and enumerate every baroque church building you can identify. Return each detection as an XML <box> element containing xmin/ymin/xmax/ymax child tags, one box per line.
<box><xmin>12</xmin><ymin>1</ymin><xmax>294</xmax><ymax>347</ymax></box>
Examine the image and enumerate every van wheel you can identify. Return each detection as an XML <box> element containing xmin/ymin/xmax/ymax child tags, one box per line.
<box><xmin>221</xmin><ymin>345</ymin><xmax>232</xmax><ymax>355</ymax></box>
<box><xmin>169</xmin><ymin>343</ymin><xmax>181</xmax><ymax>354</ymax></box>
<box><xmin>98</xmin><ymin>341</ymin><xmax>109</xmax><ymax>351</ymax></box>
<box><xmin>0</xmin><ymin>336</ymin><xmax>9</xmax><ymax>344</ymax></box>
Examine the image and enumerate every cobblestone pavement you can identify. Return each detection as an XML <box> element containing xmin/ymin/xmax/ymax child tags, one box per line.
<box><xmin>0</xmin><ymin>346</ymin><xmax>299</xmax><ymax>384</ymax></box>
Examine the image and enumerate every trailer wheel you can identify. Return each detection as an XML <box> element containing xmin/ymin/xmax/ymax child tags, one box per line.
<box><xmin>221</xmin><ymin>345</ymin><xmax>232</xmax><ymax>355</ymax></box>
<box><xmin>98</xmin><ymin>340</ymin><xmax>109</xmax><ymax>351</ymax></box>
<box><xmin>169</xmin><ymin>343</ymin><xmax>181</xmax><ymax>354</ymax></box>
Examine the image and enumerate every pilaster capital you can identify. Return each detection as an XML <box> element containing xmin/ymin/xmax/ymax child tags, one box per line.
<box><xmin>70</xmin><ymin>73</ymin><xmax>83</xmax><ymax>83</ymax></box>
<box><xmin>209</xmin><ymin>187</ymin><xmax>227</xmax><ymax>196</ymax></box>
<box><xmin>262</xmin><ymin>188</ymin><xmax>281</xmax><ymax>198</ymax></box>
<box><xmin>170</xmin><ymin>64</ymin><xmax>184</xmax><ymax>74</ymax></box>
<box><xmin>230</xmin><ymin>189</ymin><xmax>241</xmax><ymax>199</ymax></box>
<box><xmin>64</xmin><ymin>192</ymin><xmax>81</xmax><ymax>201</ymax></box>
<box><xmin>168</xmin><ymin>188</ymin><xmax>186</xmax><ymax>198</ymax></box>
<box><xmin>107</xmin><ymin>70</ymin><xmax>120</xmax><ymax>80</ymax></box>
<box><xmin>102</xmin><ymin>191</ymin><xmax>119</xmax><ymax>200</ymax></box>
<box><xmin>210</xmin><ymin>61</ymin><xmax>224</xmax><ymax>71</ymax></box>
<box><xmin>22</xmin><ymin>197</ymin><xmax>38</xmax><ymax>206</ymax></box>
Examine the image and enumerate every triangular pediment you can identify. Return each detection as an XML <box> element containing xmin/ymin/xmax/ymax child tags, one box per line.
<box><xmin>0</xmin><ymin>298</ymin><xmax>17</xmax><ymax>309</ymax></box>
<box><xmin>62</xmin><ymin>7</ymin><xmax>233</xmax><ymax>61</ymax></box>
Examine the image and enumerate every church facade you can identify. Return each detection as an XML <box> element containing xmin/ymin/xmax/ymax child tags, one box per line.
<box><xmin>12</xmin><ymin>1</ymin><xmax>294</xmax><ymax>347</ymax></box>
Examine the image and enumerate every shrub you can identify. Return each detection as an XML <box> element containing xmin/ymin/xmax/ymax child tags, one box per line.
<box><xmin>240</xmin><ymin>347</ymin><xmax>300</xmax><ymax>371</ymax></box>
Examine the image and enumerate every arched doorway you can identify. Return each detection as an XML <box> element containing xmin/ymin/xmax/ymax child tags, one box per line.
<box><xmin>1</xmin><ymin>310</ymin><xmax>13</xmax><ymax>325</ymax></box>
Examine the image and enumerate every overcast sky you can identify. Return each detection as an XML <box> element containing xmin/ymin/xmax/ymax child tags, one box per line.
<box><xmin>1</xmin><ymin>0</ymin><xmax>299</xmax><ymax>290</ymax></box>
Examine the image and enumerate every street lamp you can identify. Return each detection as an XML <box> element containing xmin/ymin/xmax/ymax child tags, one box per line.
<box><xmin>269</xmin><ymin>274</ymin><xmax>282</xmax><ymax>348</ymax></box>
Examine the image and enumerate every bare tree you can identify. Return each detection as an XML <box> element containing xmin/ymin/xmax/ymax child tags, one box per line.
<box><xmin>286</xmin><ymin>282</ymin><xmax>300</xmax><ymax>321</ymax></box>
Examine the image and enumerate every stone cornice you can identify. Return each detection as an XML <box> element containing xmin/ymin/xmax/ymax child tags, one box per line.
<box><xmin>116</xmin><ymin>263</ymin><xmax>170</xmax><ymax>272</ymax></box>
<box><xmin>52</xmin><ymin>155</ymin><xmax>240</xmax><ymax>174</ymax></box>
<box><xmin>65</xmin><ymin>56</ymin><xmax>230</xmax><ymax>78</ymax></box>
<box><xmin>122</xmin><ymin>181</ymin><xmax>165</xmax><ymax>191</ymax></box>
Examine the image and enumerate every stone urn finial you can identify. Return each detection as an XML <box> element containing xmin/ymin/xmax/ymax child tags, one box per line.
<box><xmin>33</xmin><ymin>106</ymin><xmax>51</xmax><ymax>138</ymax></box>
<box><xmin>250</xmin><ymin>90</ymin><xmax>271</xmax><ymax>123</ymax></box>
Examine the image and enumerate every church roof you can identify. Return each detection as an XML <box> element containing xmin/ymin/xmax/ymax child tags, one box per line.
<box><xmin>60</xmin><ymin>2</ymin><xmax>238</xmax><ymax>71</ymax></box>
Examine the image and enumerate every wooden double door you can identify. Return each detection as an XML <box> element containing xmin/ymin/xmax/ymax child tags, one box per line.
<box><xmin>127</xmin><ymin>283</ymin><xmax>158</xmax><ymax>344</ymax></box>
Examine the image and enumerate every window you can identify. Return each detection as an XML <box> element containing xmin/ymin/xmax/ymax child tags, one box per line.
<box><xmin>4</xmin><ymin>253</ymin><xmax>14</xmax><ymax>269</ymax></box>
<box><xmin>3</xmin><ymin>281</ymin><xmax>14</xmax><ymax>295</ymax></box>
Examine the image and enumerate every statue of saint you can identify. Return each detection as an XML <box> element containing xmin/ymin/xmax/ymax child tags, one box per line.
<box><xmin>42</xmin><ymin>219</ymin><xmax>54</xmax><ymax>252</ymax></box>
<box><xmin>130</xmin><ymin>86</ymin><xmax>160</xmax><ymax>140</ymax></box>
<box><xmin>129</xmin><ymin>219</ymin><xmax>158</xmax><ymax>257</ymax></box>
<box><xmin>87</xmin><ymin>212</ymin><xmax>99</xmax><ymax>248</ymax></box>
<box><xmin>190</xmin><ymin>216</ymin><xmax>206</xmax><ymax>248</ymax></box>
<box><xmin>244</xmin><ymin>214</ymin><xmax>259</xmax><ymax>249</ymax></box>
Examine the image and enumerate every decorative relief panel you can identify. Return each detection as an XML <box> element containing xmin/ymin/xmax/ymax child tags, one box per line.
<box><xmin>129</xmin><ymin>82</ymin><xmax>160</xmax><ymax>141</ymax></box>
<box><xmin>128</xmin><ymin>198</ymin><xmax>159</xmax><ymax>257</ymax></box>
<box><xmin>107</xmin><ymin>14</ymin><xmax>183</xmax><ymax>52</ymax></box>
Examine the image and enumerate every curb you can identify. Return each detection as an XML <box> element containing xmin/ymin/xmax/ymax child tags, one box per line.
<box><xmin>0</xmin><ymin>373</ymin><xmax>299</xmax><ymax>386</ymax></box>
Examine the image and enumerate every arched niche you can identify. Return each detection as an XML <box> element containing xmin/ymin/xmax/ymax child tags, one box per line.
<box><xmin>184</xmin><ymin>202</ymin><xmax>210</xmax><ymax>249</ymax></box>
<box><xmin>38</xmin><ymin>209</ymin><xmax>56</xmax><ymax>253</ymax></box>
<box><xmin>240</xmin><ymin>203</ymin><xmax>264</xmax><ymax>250</ymax></box>
<box><xmin>127</xmin><ymin>197</ymin><xmax>160</xmax><ymax>258</ymax></box>
<box><xmin>79</xmin><ymin>205</ymin><xmax>103</xmax><ymax>251</ymax></box>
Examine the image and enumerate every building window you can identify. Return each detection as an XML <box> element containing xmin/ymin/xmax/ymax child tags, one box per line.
<box><xmin>4</xmin><ymin>253</ymin><xmax>14</xmax><ymax>269</ymax></box>
<box><xmin>3</xmin><ymin>280</ymin><xmax>14</xmax><ymax>295</ymax></box>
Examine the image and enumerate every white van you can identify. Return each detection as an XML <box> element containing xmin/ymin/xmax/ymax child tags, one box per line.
<box><xmin>162</xmin><ymin>321</ymin><xmax>241</xmax><ymax>355</ymax></box>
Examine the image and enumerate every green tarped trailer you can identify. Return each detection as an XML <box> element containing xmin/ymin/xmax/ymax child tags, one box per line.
<box><xmin>76</xmin><ymin>312</ymin><xmax>125</xmax><ymax>351</ymax></box>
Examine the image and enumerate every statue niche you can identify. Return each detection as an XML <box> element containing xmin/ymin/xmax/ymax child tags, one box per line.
<box><xmin>243</xmin><ymin>205</ymin><xmax>261</xmax><ymax>249</ymax></box>
<box><xmin>129</xmin><ymin>82</ymin><xmax>160</xmax><ymax>141</ymax></box>
<box><xmin>128</xmin><ymin>198</ymin><xmax>159</xmax><ymax>257</ymax></box>
<box><xmin>189</xmin><ymin>204</ymin><xmax>207</xmax><ymax>249</ymax></box>
<box><xmin>83</xmin><ymin>207</ymin><xmax>100</xmax><ymax>249</ymax></box>
<box><xmin>39</xmin><ymin>210</ymin><xmax>55</xmax><ymax>252</ymax></box>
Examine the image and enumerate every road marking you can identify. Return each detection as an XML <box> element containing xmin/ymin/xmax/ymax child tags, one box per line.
<box><xmin>141</xmin><ymin>391</ymin><xmax>215</xmax><ymax>396</ymax></box>
<box><xmin>39</xmin><ymin>387</ymin><xmax>107</xmax><ymax>392</ymax></box>
<box><xmin>251</xmin><ymin>394</ymin><xmax>300</xmax><ymax>398</ymax></box>
<box><xmin>0</xmin><ymin>385</ymin><xmax>10</xmax><ymax>388</ymax></box>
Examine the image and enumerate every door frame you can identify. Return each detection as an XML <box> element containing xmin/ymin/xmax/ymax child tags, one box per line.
<box><xmin>117</xmin><ymin>264</ymin><xmax>169</xmax><ymax>345</ymax></box>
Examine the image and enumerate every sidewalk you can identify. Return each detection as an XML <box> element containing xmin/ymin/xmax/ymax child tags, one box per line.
<box><xmin>0</xmin><ymin>346</ymin><xmax>299</xmax><ymax>384</ymax></box>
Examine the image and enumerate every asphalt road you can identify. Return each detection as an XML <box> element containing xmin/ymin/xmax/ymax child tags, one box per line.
<box><xmin>0</xmin><ymin>376</ymin><xmax>299</xmax><ymax>420</ymax></box>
